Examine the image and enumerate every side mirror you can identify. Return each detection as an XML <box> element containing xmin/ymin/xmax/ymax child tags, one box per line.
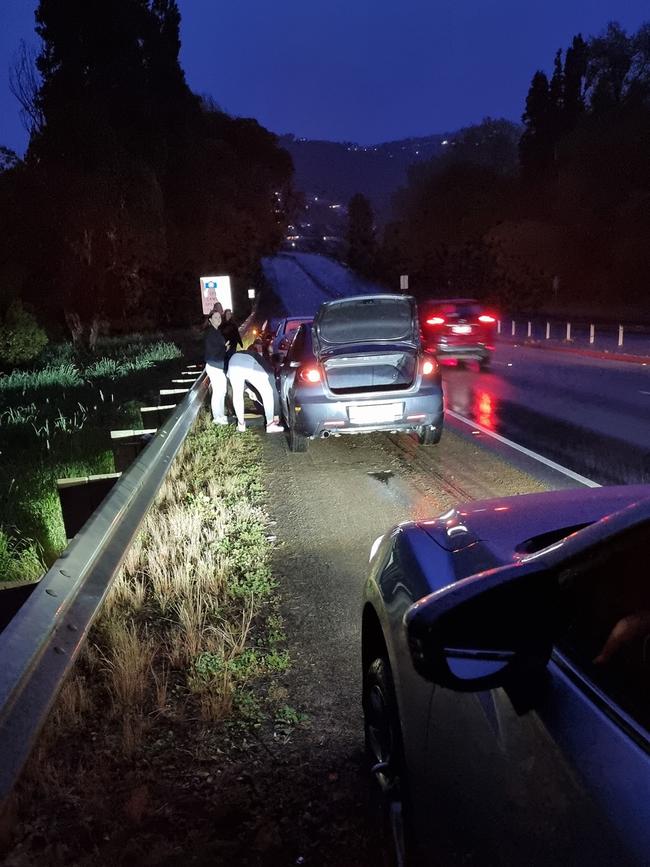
<box><xmin>405</xmin><ymin>559</ymin><xmax>558</xmax><ymax>692</ymax></box>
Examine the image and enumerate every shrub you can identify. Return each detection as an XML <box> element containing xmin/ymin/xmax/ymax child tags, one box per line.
<box><xmin>0</xmin><ymin>301</ymin><xmax>48</xmax><ymax>366</ymax></box>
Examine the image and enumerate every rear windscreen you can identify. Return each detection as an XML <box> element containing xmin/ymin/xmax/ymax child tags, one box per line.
<box><xmin>317</xmin><ymin>297</ymin><xmax>414</xmax><ymax>344</ymax></box>
<box><xmin>428</xmin><ymin>303</ymin><xmax>482</xmax><ymax>318</ymax></box>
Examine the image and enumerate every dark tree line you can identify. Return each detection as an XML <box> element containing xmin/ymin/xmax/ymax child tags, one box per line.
<box><xmin>0</xmin><ymin>0</ymin><xmax>294</xmax><ymax>345</ymax></box>
<box><xmin>368</xmin><ymin>22</ymin><xmax>650</xmax><ymax>314</ymax></box>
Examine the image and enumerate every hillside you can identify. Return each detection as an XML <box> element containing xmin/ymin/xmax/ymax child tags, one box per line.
<box><xmin>279</xmin><ymin>133</ymin><xmax>447</xmax><ymax>220</ymax></box>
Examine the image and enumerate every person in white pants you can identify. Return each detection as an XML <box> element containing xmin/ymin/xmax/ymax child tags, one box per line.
<box><xmin>204</xmin><ymin>310</ymin><xmax>228</xmax><ymax>424</ymax></box>
<box><xmin>227</xmin><ymin>346</ymin><xmax>283</xmax><ymax>433</ymax></box>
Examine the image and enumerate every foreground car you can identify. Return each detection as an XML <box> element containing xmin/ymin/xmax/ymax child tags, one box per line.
<box><xmin>362</xmin><ymin>484</ymin><xmax>650</xmax><ymax>866</ymax></box>
<box><xmin>419</xmin><ymin>298</ymin><xmax>497</xmax><ymax>368</ymax></box>
<box><xmin>278</xmin><ymin>294</ymin><xmax>444</xmax><ymax>452</ymax></box>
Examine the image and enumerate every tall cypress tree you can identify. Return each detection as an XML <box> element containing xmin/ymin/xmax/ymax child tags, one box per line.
<box><xmin>519</xmin><ymin>71</ymin><xmax>554</xmax><ymax>181</ymax></box>
<box><xmin>563</xmin><ymin>34</ymin><xmax>588</xmax><ymax>129</ymax></box>
<box><xmin>347</xmin><ymin>193</ymin><xmax>376</xmax><ymax>276</ymax></box>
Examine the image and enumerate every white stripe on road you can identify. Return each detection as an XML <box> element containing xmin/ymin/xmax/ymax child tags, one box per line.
<box><xmin>446</xmin><ymin>409</ymin><xmax>601</xmax><ymax>488</ymax></box>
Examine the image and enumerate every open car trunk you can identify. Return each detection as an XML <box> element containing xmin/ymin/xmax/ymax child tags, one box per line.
<box><xmin>322</xmin><ymin>345</ymin><xmax>417</xmax><ymax>394</ymax></box>
<box><xmin>314</xmin><ymin>295</ymin><xmax>419</xmax><ymax>393</ymax></box>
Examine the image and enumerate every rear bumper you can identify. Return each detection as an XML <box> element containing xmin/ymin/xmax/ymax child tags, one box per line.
<box><xmin>292</xmin><ymin>392</ymin><xmax>444</xmax><ymax>439</ymax></box>
<box><xmin>428</xmin><ymin>342</ymin><xmax>491</xmax><ymax>361</ymax></box>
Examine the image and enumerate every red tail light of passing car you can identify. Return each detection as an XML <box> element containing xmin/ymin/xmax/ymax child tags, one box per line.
<box><xmin>425</xmin><ymin>316</ymin><xmax>445</xmax><ymax>326</ymax></box>
<box><xmin>478</xmin><ymin>314</ymin><xmax>496</xmax><ymax>324</ymax></box>
<box><xmin>299</xmin><ymin>367</ymin><xmax>321</xmax><ymax>384</ymax></box>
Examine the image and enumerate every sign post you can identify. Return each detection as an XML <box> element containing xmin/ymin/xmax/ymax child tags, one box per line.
<box><xmin>399</xmin><ymin>274</ymin><xmax>409</xmax><ymax>293</ymax></box>
<box><xmin>200</xmin><ymin>275</ymin><xmax>232</xmax><ymax>315</ymax></box>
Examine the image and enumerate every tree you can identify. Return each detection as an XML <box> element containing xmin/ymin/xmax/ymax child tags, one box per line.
<box><xmin>563</xmin><ymin>35</ymin><xmax>588</xmax><ymax>129</ymax></box>
<box><xmin>519</xmin><ymin>71</ymin><xmax>554</xmax><ymax>181</ymax></box>
<box><xmin>347</xmin><ymin>193</ymin><xmax>376</xmax><ymax>276</ymax></box>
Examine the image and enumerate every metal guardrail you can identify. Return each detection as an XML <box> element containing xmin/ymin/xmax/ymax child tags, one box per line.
<box><xmin>0</xmin><ymin>371</ymin><xmax>208</xmax><ymax>808</ymax></box>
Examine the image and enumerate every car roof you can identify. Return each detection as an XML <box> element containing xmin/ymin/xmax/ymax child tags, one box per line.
<box><xmin>423</xmin><ymin>298</ymin><xmax>480</xmax><ymax>305</ymax></box>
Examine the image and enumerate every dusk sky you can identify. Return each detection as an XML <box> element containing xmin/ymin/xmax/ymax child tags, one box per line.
<box><xmin>1</xmin><ymin>0</ymin><xmax>649</xmax><ymax>155</ymax></box>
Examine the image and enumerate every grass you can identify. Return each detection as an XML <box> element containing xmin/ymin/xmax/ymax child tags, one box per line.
<box><xmin>0</xmin><ymin>336</ymin><xmax>185</xmax><ymax>572</ymax></box>
<box><xmin>28</xmin><ymin>413</ymin><xmax>289</xmax><ymax>768</ymax></box>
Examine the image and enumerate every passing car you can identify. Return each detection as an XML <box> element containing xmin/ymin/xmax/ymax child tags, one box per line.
<box><xmin>271</xmin><ymin>316</ymin><xmax>314</xmax><ymax>363</ymax></box>
<box><xmin>419</xmin><ymin>298</ymin><xmax>497</xmax><ymax>369</ymax></box>
<box><xmin>278</xmin><ymin>294</ymin><xmax>444</xmax><ymax>452</ymax></box>
<box><xmin>362</xmin><ymin>484</ymin><xmax>650</xmax><ymax>866</ymax></box>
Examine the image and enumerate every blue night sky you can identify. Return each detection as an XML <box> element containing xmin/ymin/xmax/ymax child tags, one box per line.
<box><xmin>1</xmin><ymin>0</ymin><xmax>649</xmax><ymax>155</ymax></box>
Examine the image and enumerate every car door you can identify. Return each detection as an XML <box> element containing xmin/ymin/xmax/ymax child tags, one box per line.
<box><xmin>279</xmin><ymin>325</ymin><xmax>306</xmax><ymax>420</ymax></box>
<box><xmin>417</xmin><ymin>525</ymin><xmax>650</xmax><ymax>867</ymax></box>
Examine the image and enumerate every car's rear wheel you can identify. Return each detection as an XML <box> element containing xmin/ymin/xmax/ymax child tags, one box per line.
<box><xmin>364</xmin><ymin>656</ymin><xmax>409</xmax><ymax>867</ymax></box>
<box><xmin>288</xmin><ymin>424</ymin><xmax>309</xmax><ymax>452</ymax></box>
<box><xmin>417</xmin><ymin>425</ymin><xmax>442</xmax><ymax>445</ymax></box>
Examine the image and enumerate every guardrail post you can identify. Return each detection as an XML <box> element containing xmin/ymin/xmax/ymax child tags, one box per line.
<box><xmin>110</xmin><ymin>430</ymin><xmax>156</xmax><ymax>473</ymax></box>
<box><xmin>497</xmin><ymin>320</ymin><xmax>501</xmax><ymax>335</ymax></box>
<box><xmin>566</xmin><ymin>322</ymin><xmax>571</xmax><ymax>342</ymax></box>
<box><xmin>546</xmin><ymin>321</ymin><xmax>550</xmax><ymax>340</ymax></box>
<box><xmin>511</xmin><ymin>320</ymin><xmax>516</xmax><ymax>336</ymax></box>
<box><xmin>140</xmin><ymin>404</ymin><xmax>176</xmax><ymax>428</ymax></box>
<box><xmin>527</xmin><ymin>321</ymin><xmax>532</xmax><ymax>338</ymax></box>
<box><xmin>590</xmin><ymin>324</ymin><xmax>595</xmax><ymax>344</ymax></box>
<box><xmin>618</xmin><ymin>325</ymin><xmax>624</xmax><ymax>347</ymax></box>
<box><xmin>57</xmin><ymin>474</ymin><xmax>122</xmax><ymax>540</ymax></box>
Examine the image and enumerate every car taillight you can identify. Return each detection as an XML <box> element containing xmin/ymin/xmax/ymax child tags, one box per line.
<box><xmin>426</xmin><ymin>316</ymin><xmax>445</xmax><ymax>326</ymax></box>
<box><xmin>421</xmin><ymin>356</ymin><xmax>438</xmax><ymax>376</ymax></box>
<box><xmin>299</xmin><ymin>367</ymin><xmax>321</xmax><ymax>384</ymax></box>
<box><xmin>478</xmin><ymin>315</ymin><xmax>496</xmax><ymax>324</ymax></box>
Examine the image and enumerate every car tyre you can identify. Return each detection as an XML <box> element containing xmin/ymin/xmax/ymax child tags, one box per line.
<box><xmin>479</xmin><ymin>357</ymin><xmax>491</xmax><ymax>371</ymax></box>
<box><xmin>288</xmin><ymin>425</ymin><xmax>309</xmax><ymax>453</ymax></box>
<box><xmin>417</xmin><ymin>425</ymin><xmax>442</xmax><ymax>446</ymax></box>
<box><xmin>363</xmin><ymin>655</ymin><xmax>410</xmax><ymax>867</ymax></box>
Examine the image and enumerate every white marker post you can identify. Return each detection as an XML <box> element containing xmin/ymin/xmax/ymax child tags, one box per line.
<box><xmin>618</xmin><ymin>325</ymin><xmax>624</xmax><ymax>347</ymax></box>
<box><xmin>399</xmin><ymin>274</ymin><xmax>409</xmax><ymax>293</ymax></box>
<box><xmin>589</xmin><ymin>324</ymin><xmax>595</xmax><ymax>344</ymax></box>
<box><xmin>546</xmin><ymin>321</ymin><xmax>551</xmax><ymax>340</ymax></box>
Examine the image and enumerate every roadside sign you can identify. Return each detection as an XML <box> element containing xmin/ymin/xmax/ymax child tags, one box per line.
<box><xmin>200</xmin><ymin>275</ymin><xmax>232</xmax><ymax>315</ymax></box>
<box><xmin>247</xmin><ymin>288</ymin><xmax>256</xmax><ymax>300</ymax></box>
<box><xmin>400</xmin><ymin>274</ymin><xmax>409</xmax><ymax>292</ymax></box>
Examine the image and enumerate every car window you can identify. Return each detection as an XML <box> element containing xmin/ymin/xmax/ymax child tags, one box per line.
<box><xmin>287</xmin><ymin>325</ymin><xmax>306</xmax><ymax>360</ymax></box>
<box><xmin>555</xmin><ymin>524</ymin><xmax>650</xmax><ymax>731</ymax></box>
<box><xmin>431</xmin><ymin>303</ymin><xmax>483</xmax><ymax>318</ymax></box>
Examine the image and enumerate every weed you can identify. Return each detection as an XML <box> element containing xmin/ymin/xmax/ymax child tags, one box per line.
<box><xmin>275</xmin><ymin>705</ymin><xmax>308</xmax><ymax>727</ymax></box>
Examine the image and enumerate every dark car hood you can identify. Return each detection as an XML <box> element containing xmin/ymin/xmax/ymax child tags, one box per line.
<box><xmin>314</xmin><ymin>295</ymin><xmax>418</xmax><ymax>348</ymax></box>
<box><xmin>418</xmin><ymin>485</ymin><xmax>650</xmax><ymax>563</ymax></box>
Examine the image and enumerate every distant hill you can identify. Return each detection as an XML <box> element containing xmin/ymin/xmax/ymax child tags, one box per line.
<box><xmin>279</xmin><ymin>133</ymin><xmax>447</xmax><ymax>221</ymax></box>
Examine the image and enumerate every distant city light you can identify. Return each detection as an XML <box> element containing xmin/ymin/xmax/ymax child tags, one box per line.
<box><xmin>442</xmin><ymin>139</ymin><xmax>449</xmax><ymax>145</ymax></box>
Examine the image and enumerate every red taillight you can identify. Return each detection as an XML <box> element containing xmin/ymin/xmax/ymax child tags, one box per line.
<box><xmin>478</xmin><ymin>315</ymin><xmax>496</xmax><ymax>324</ymax></box>
<box><xmin>299</xmin><ymin>367</ymin><xmax>321</xmax><ymax>384</ymax></box>
<box><xmin>426</xmin><ymin>316</ymin><xmax>445</xmax><ymax>326</ymax></box>
<box><xmin>421</xmin><ymin>357</ymin><xmax>438</xmax><ymax>376</ymax></box>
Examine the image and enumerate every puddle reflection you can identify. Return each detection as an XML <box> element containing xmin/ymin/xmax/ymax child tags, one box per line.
<box><xmin>442</xmin><ymin>368</ymin><xmax>500</xmax><ymax>432</ymax></box>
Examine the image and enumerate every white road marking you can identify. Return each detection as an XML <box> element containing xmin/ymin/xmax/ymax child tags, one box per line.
<box><xmin>446</xmin><ymin>409</ymin><xmax>601</xmax><ymax>488</ymax></box>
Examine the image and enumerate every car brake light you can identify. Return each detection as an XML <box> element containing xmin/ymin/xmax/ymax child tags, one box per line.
<box><xmin>478</xmin><ymin>315</ymin><xmax>496</xmax><ymax>324</ymax></box>
<box><xmin>299</xmin><ymin>367</ymin><xmax>321</xmax><ymax>383</ymax></box>
<box><xmin>426</xmin><ymin>316</ymin><xmax>445</xmax><ymax>325</ymax></box>
<box><xmin>422</xmin><ymin>357</ymin><xmax>438</xmax><ymax>376</ymax></box>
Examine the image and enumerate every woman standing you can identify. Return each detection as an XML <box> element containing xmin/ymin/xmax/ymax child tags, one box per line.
<box><xmin>220</xmin><ymin>309</ymin><xmax>243</xmax><ymax>369</ymax></box>
<box><xmin>205</xmin><ymin>309</ymin><xmax>228</xmax><ymax>424</ymax></box>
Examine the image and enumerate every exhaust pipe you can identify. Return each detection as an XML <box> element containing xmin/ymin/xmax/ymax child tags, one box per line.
<box><xmin>321</xmin><ymin>430</ymin><xmax>331</xmax><ymax>439</ymax></box>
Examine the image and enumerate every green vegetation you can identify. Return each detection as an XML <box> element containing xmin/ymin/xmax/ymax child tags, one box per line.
<box><xmin>25</xmin><ymin>412</ymin><xmax>292</xmax><ymax>797</ymax></box>
<box><xmin>0</xmin><ymin>301</ymin><xmax>48</xmax><ymax>366</ymax></box>
<box><xmin>374</xmin><ymin>22</ymin><xmax>650</xmax><ymax>313</ymax></box>
<box><xmin>0</xmin><ymin>337</ymin><xmax>183</xmax><ymax>571</ymax></box>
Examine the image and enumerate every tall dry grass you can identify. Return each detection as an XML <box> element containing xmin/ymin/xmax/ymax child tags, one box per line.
<box><xmin>35</xmin><ymin>411</ymin><xmax>276</xmax><ymax>766</ymax></box>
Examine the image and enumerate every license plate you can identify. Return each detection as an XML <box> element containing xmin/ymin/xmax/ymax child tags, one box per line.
<box><xmin>452</xmin><ymin>324</ymin><xmax>472</xmax><ymax>334</ymax></box>
<box><xmin>348</xmin><ymin>402</ymin><xmax>403</xmax><ymax>424</ymax></box>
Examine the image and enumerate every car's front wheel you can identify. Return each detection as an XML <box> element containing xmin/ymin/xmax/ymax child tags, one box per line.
<box><xmin>417</xmin><ymin>425</ymin><xmax>442</xmax><ymax>445</ymax></box>
<box><xmin>363</xmin><ymin>656</ymin><xmax>409</xmax><ymax>867</ymax></box>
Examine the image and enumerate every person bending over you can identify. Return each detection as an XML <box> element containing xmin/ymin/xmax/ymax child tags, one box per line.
<box><xmin>227</xmin><ymin>339</ymin><xmax>283</xmax><ymax>433</ymax></box>
<box><xmin>220</xmin><ymin>309</ymin><xmax>243</xmax><ymax>369</ymax></box>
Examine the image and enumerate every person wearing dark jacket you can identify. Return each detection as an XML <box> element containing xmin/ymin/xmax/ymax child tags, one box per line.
<box><xmin>219</xmin><ymin>309</ymin><xmax>243</xmax><ymax>369</ymax></box>
<box><xmin>226</xmin><ymin>338</ymin><xmax>283</xmax><ymax>432</ymax></box>
<box><xmin>204</xmin><ymin>310</ymin><xmax>228</xmax><ymax>424</ymax></box>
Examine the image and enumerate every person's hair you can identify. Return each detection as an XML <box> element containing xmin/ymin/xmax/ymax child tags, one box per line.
<box><xmin>224</xmin><ymin>309</ymin><xmax>233</xmax><ymax>321</ymax></box>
